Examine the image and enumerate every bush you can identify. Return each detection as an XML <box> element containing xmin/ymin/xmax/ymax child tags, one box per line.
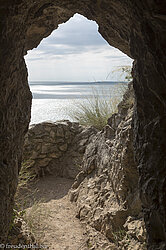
<box><xmin>69</xmin><ymin>65</ymin><xmax>132</xmax><ymax>130</ymax></box>
<box><xmin>69</xmin><ymin>87</ymin><xmax>125</xmax><ymax>130</ymax></box>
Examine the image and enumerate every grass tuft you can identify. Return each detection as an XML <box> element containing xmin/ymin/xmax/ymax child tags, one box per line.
<box><xmin>69</xmin><ymin>86</ymin><xmax>127</xmax><ymax>130</ymax></box>
<box><xmin>18</xmin><ymin>160</ymin><xmax>36</xmax><ymax>189</ymax></box>
<box><xmin>24</xmin><ymin>200</ymin><xmax>50</xmax><ymax>243</ymax></box>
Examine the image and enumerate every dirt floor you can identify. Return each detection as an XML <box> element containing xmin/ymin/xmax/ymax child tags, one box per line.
<box><xmin>23</xmin><ymin>176</ymin><xmax>88</xmax><ymax>250</ymax></box>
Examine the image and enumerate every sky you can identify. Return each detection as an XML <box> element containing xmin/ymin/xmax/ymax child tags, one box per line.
<box><xmin>25</xmin><ymin>14</ymin><xmax>133</xmax><ymax>82</ymax></box>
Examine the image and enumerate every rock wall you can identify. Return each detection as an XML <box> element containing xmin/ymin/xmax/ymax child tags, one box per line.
<box><xmin>0</xmin><ymin>1</ymin><xmax>166</xmax><ymax>248</ymax></box>
<box><xmin>69</xmin><ymin>84</ymin><xmax>146</xmax><ymax>249</ymax></box>
<box><xmin>23</xmin><ymin>120</ymin><xmax>97</xmax><ymax>179</ymax></box>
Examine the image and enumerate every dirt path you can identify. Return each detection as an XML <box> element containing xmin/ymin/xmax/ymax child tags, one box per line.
<box><xmin>25</xmin><ymin>176</ymin><xmax>88</xmax><ymax>250</ymax></box>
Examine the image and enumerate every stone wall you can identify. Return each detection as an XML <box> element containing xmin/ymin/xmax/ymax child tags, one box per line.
<box><xmin>23</xmin><ymin>120</ymin><xmax>97</xmax><ymax>179</ymax></box>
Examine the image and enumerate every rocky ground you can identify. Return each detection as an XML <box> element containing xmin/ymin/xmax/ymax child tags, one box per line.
<box><xmin>7</xmin><ymin>176</ymin><xmax>88</xmax><ymax>250</ymax></box>
<box><xmin>8</xmin><ymin>173</ymin><xmax>146</xmax><ymax>250</ymax></box>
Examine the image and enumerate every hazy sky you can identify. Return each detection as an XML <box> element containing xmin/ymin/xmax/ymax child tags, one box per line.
<box><xmin>25</xmin><ymin>14</ymin><xmax>133</xmax><ymax>82</ymax></box>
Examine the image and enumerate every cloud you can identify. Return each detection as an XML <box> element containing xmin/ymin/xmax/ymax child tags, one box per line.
<box><xmin>25</xmin><ymin>13</ymin><xmax>133</xmax><ymax>81</ymax></box>
<box><xmin>42</xmin><ymin>14</ymin><xmax>107</xmax><ymax>47</ymax></box>
<box><xmin>25</xmin><ymin>14</ymin><xmax>111</xmax><ymax>61</ymax></box>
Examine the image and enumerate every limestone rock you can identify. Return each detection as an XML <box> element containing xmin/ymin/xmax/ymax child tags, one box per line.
<box><xmin>23</xmin><ymin>120</ymin><xmax>97</xmax><ymax>179</ymax></box>
<box><xmin>70</xmin><ymin>84</ymin><xmax>146</xmax><ymax>249</ymax></box>
<box><xmin>124</xmin><ymin>216</ymin><xmax>146</xmax><ymax>243</ymax></box>
<box><xmin>59</xmin><ymin>143</ymin><xmax>68</xmax><ymax>152</ymax></box>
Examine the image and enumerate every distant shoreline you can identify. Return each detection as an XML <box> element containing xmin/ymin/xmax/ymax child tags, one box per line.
<box><xmin>29</xmin><ymin>81</ymin><xmax>127</xmax><ymax>85</ymax></box>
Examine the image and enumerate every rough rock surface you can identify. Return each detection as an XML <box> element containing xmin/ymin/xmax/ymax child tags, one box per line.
<box><xmin>6</xmin><ymin>216</ymin><xmax>36</xmax><ymax>248</ymax></box>
<box><xmin>23</xmin><ymin>120</ymin><xmax>97</xmax><ymax>179</ymax></box>
<box><xmin>0</xmin><ymin>1</ymin><xmax>166</xmax><ymax>248</ymax></box>
<box><xmin>69</xmin><ymin>84</ymin><xmax>146</xmax><ymax>249</ymax></box>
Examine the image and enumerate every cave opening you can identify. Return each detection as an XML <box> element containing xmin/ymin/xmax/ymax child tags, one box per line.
<box><xmin>24</xmin><ymin>13</ymin><xmax>133</xmax><ymax>125</ymax></box>
<box><xmin>15</xmin><ymin>13</ymin><xmax>137</xmax><ymax>248</ymax></box>
<box><xmin>1</xmin><ymin>1</ymin><xmax>166</xmax><ymax>248</ymax></box>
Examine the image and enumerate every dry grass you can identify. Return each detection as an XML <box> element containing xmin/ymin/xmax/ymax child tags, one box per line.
<box><xmin>24</xmin><ymin>200</ymin><xmax>50</xmax><ymax>243</ymax></box>
<box><xmin>15</xmin><ymin>160</ymin><xmax>38</xmax><ymax>210</ymax></box>
<box><xmin>18</xmin><ymin>160</ymin><xmax>36</xmax><ymax>189</ymax></box>
<box><xmin>15</xmin><ymin>165</ymin><xmax>50</xmax><ymax>244</ymax></box>
<box><xmin>69</xmin><ymin>86</ymin><xmax>127</xmax><ymax>130</ymax></box>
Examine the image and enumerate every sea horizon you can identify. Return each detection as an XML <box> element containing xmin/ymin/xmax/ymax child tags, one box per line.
<box><xmin>29</xmin><ymin>80</ymin><xmax>126</xmax><ymax>84</ymax></box>
<box><xmin>29</xmin><ymin>81</ymin><xmax>127</xmax><ymax>124</ymax></box>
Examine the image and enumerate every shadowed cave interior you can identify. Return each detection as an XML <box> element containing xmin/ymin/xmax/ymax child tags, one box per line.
<box><xmin>0</xmin><ymin>1</ymin><xmax>166</xmax><ymax>249</ymax></box>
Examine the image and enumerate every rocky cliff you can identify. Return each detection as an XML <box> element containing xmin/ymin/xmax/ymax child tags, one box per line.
<box><xmin>69</xmin><ymin>83</ymin><xmax>146</xmax><ymax>249</ymax></box>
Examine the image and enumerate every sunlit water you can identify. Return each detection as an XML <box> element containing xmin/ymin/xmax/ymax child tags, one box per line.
<box><xmin>29</xmin><ymin>81</ymin><xmax>126</xmax><ymax>124</ymax></box>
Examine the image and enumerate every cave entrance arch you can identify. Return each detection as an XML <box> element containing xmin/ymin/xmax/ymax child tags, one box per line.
<box><xmin>25</xmin><ymin>13</ymin><xmax>133</xmax><ymax>124</ymax></box>
<box><xmin>1</xmin><ymin>1</ymin><xmax>166</xmax><ymax>248</ymax></box>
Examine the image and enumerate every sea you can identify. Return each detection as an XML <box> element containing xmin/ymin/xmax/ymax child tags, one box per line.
<box><xmin>29</xmin><ymin>81</ymin><xmax>127</xmax><ymax>124</ymax></box>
